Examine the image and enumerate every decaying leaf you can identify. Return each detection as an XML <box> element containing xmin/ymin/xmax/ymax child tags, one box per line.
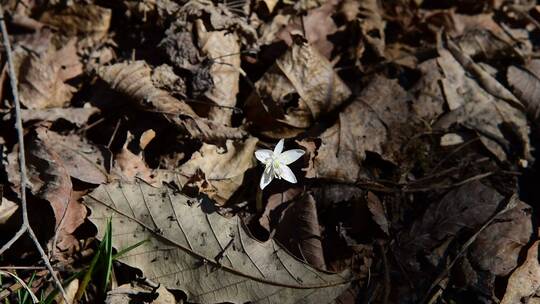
<box><xmin>177</xmin><ymin>137</ymin><xmax>258</xmax><ymax>205</ymax></box>
<box><xmin>501</xmin><ymin>241</ymin><xmax>540</xmax><ymax>304</ymax></box>
<box><xmin>98</xmin><ymin>61</ymin><xmax>246</xmax><ymax>142</ymax></box>
<box><xmin>85</xmin><ymin>180</ymin><xmax>351</xmax><ymax>303</ymax></box>
<box><xmin>300</xmin><ymin>75</ymin><xmax>411</xmax><ymax>182</ymax></box>
<box><xmin>246</xmin><ymin>41</ymin><xmax>351</xmax><ymax>138</ymax></box>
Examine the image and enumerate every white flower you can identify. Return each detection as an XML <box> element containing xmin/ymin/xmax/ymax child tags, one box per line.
<box><xmin>255</xmin><ymin>139</ymin><xmax>305</xmax><ymax>190</ymax></box>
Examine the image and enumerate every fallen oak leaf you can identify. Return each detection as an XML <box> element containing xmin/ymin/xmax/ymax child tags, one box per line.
<box><xmin>84</xmin><ymin>179</ymin><xmax>352</xmax><ymax>303</ymax></box>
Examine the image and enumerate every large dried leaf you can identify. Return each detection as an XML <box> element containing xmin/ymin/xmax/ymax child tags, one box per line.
<box><xmin>300</xmin><ymin>75</ymin><xmax>410</xmax><ymax>182</ymax></box>
<box><xmin>177</xmin><ymin>137</ymin><xmax>258</xmax><ymax>205</ymax></box>
<box><xmin>246</xmin><ymin>41</ymin><xmax>351</xmax><ymax>138</ymax></box>
<box><xmin>501</xmin><ymin>241</ymin><xmax>540</xmax><ymax>304</ymax></box>
<box><xmin>85</xmin><ymin>180</ymin><xmax>351</xmax><ymax>303</ymax></box>
<box><xmin>98</xmin><ymin>61</ymin><xmax>246</xmax><ymax>142</ymax></box>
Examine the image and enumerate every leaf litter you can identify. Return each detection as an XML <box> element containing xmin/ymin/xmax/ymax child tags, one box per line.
<box><xmin>0</xmin><ymin>0</ymin><xmax>539</xmax><ymax>303</ymax></box>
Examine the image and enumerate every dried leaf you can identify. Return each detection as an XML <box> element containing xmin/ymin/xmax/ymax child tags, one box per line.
<box><xmin>7</xmin><ymin>128</ymin><xmax>78</xmax><ymax>231</ymax></box>
<box><xmin>358</xmin><ymin>0</ymin><xmax>386</xmax><ymax>58</ymax></box>
<box><xmin>105</xmin><ymin>284</ymin><xmax>175</xmax><ymax>304</ymax></box>
<box><xmin>398</xmin><ymin>181</ymin><xmax>502</xmax><ymax>271</ymax></box>
<box><xmin>246</xmin><ymin>41</ymin><xmax>351</xmax><ymax>138</ymax></box>
<box><xmin>300</xmin><ymin>75</ymin><xmax>410</xmax><ymax>182</ymax></box>
<box><xmin>410</xmin><ymin>58</ymin><xmax>446</xmax><ymax>122</ymax></box>
<box><xmin>113</xmin><ymin>132</ymin><xmax>155</xmax><ymax>184</ymax></box>
<box><xmin>98</xmin><ymin>61</ymin><xmax>246</xmax><ymax>142</ymax></box>
<box><xmin>274</xmin><ymin>193</ymin><xmax>327</xmax><ymax>270</ymax></box>
<box><xmin>501</xmin><ymin>241</ymin><xmax>540</xmax><ymax>304</ymax></box>
<box><xmin>196</xmin><ymin>19</ymin><xmax>241</xmax><ymax>125</ymax></box>
<box><xmin>435</xmin><ymin>48</ymin><xmax>530</xmax><ymax>162</ymax></box>
<box><xmin>16</xmin><ymin>43</ymin><xmax>80</xmax><ymax>109</ymax></box>
<box><xmin>85</xmin><ymin>180</ymin><xmax>351</xmax><ymax>303</ymax></box>
<box><xmin>16</xmin><ymin>106</ymin><xmax>99</xmax><ymax>126</ymax></box>
<box><xmin>45</xmin><ymin>131</ymin><xmax>110</xmax><ymax>185</ymax></box>
<box><xmin>259</xmin><ymin>188</ymin><xmax>304</xmax><ymax>233</ymax></box>
<box><xmin>177</xmin><ymin>137</ymin><xmax>258</xmax><ymax>205</ymax></box>
<box><xmin>469</xmin><ymin>199</ymin><xmax>532</xmax><ymax>276</ymax></box>
<box><xmin>181</xmin><ymin>0</ymin><xmax>257</xmax><ymax>44</ymax></box>
<box><xmin>40</xmin><ymin>3</ymin><xmax>111</xmax><ymax>46</ymax></box>
<box><xmin>507</xmin><ymin>60</ymin><xmax>540</xmax><ymax>120</ymax></box>
<box><xmin>366</xmin><ymin>192</ymin><xmax>389</xmax><ymax>235</ymax></box>
<box><xmin>0</xmin><ymin>197</ymin><xmax>18</xmax><ymax>225</ymax></box>
<box><xmin>274</xmin><ymin>0</ymin><xmax>340</xmax><ymax>58</ymax></box>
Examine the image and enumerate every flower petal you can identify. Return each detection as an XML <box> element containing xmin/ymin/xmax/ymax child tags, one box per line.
<box><xmin>255</xmin><ymin>149</ymin><xmax>273</xmax><ymax>163</ymax></box>
<box><xmin>260</xmin><ymin>168</ymin><xmax>274</xmax><ymax>189</ymax></box>
<box><xmin>279</xmin><ymin>164</ymin><xmax>297</xmax><ymax>183</ymax></box>
<box><xmin>273</xmin><ymin>139</ymin><xmax>284</xmax><ymax>155</ymax></box>
<box><xmin>279</xmin><ymin>149</ymin><xmax>305</xmax><ymax>165</ymax></box>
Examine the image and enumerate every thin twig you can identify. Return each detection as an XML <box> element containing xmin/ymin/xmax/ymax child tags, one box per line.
<box><xmin>0</xmin><ymin>7</ymin><xmax>68</xmax><ymax>301</ymax></box>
